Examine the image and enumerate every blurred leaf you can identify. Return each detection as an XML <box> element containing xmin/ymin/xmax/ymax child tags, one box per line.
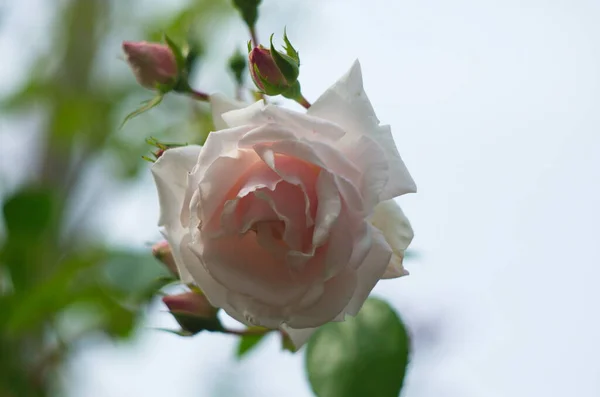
<box><xmin>236</xmin><ymin>327</ymin><xmax>268</xmax><ymax>358</ymax></box>
<box><xmin>4</xmin><ymin>251</ymin><xmax>104</xmax><ymax>334</ymax></box>
<box><xmin>305</xmin><ymin>298</ymin><xmax>411</xmax><ymax>397</ymax></box>
<box><xmin>2</xmin><ymin>188</ymin><xmax>55</xmax><ymax>239</ymax></box>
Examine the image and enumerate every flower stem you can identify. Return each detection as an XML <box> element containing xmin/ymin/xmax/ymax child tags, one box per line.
<box><xmin>189</xmin><ymin>89</ymin><xmax>209</xmax><ymax>102</ymax></box>
<box><xmin>297</xmin><ymin>94</ymin><xmax>311</xmax><ymax>109</ymax></box>
<box><xmin>249</xmin><ymin>26</ymin><xmax>259</xmax><ymax>48</ymax></box>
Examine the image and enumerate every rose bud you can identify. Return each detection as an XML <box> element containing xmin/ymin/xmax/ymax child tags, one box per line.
<box><xmin>122</xmin><ymin>41</ymin><xmax>177</xmax><ymax>89</ymax></box>
<box><xmin>162</xmin><ymin>292</ymin><xmax>222</xmax><ymax>334</ymax></box>
<box><xmin>151</xmin><ymin>241</ymin><xmax>178</xmax><ymax>276</ymax></box>
<box><xmin>248</xmin><ymin>33</ymin><xmax>300</xmax><ymax>96</ymax></box>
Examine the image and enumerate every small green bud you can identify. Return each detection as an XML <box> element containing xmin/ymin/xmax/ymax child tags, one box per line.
<box><xmin>228</xmin><ymin>49</ymin><xmax>247</xmax><ymax>85</ymax></box>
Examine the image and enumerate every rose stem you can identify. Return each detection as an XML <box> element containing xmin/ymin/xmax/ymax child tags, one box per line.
<box><xmin>297</xmin><ymin>94</ymin><xmax>311</xmax><ymax>109</ymax></box>
<box><xmin>188</xmin><ymin>89</ymin><xmax>210</xmax><ymax>101</ymax></box>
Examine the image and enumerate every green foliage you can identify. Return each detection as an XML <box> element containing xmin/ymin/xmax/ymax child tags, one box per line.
<box><xmin>0</xmin><ymin>1</ymin><xmax>235</xmax><ymax>396</ymax></box>
<box><xmin>305</xmin><ymin>298</ymin><xmax>411</xmax><ymax>397</ymax></box>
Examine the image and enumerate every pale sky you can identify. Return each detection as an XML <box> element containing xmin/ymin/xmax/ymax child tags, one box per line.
<box><xmin>3</xmin><ymin>0</ymin><xmax>600</xmax><ymax>396</ymax></box>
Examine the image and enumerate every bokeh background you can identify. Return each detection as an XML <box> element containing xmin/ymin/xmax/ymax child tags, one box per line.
<box><xmin>2</xmin><ymin>0</ymin><xmax>600</xmax><ymax>396</ymax></box>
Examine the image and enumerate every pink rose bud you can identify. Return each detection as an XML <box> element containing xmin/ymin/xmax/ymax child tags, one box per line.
<box><xmin>151</xmin><ymin>241</ymin><xmax>178</xmax><ymax>276</ymax></box>
<box><xmin>122</xmin><ymin>41</ymin><xmax>177</xmax><ymax>89</ymax></box>
<box><xmin>162</xmin><ymin>292</ymin><xmax>218</xmax><ymax>318</ymax></box>
<box><xmin>163</xmin><ymin>292</ymin><xmax>222</xmax><ymax>334</ymax></box>
<box><xmin>249</xmin><ymin>46</ymin><xmax>288</xmax><ymax>93</ymax></box>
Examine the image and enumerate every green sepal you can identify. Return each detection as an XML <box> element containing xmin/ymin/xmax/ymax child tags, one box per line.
<box><xmin>169</xmin><ymin>311</ymin><xmax>224</xmax><ymax>334</ymax></box>
<box><xmin>281</xmin><ymin>80</ymin><xmax>302</xmax><ymax>101</ymax></box>
<box><xmin>154</xmin><ymin>327</ymin><xmax>194</xmax><ymax>337</ymax></box>
<box><xmin>120</xmin><ymin>94</ymin><xmax>164</xmax><ymax>128</ymax></box>
<box><xmin>269</xmin><ymin>34</ymin><xmax>299</xmax><ymax>84</ymax></box>
<box><xmin>247</xmin><ymin>40</ymin><xmax>253</xmax><ymax>53</ymax></box>
<box><xmin>282</xmin><ymin>28</ymin><xmax>300</xmax><ymax>64</ymax></box>
<box><xmin>281</xmin><ymin>332</ymin><xmax>297</xmax><ymax>353</ymax></box>
<box><xmin>253</xmin><ymin>64</ymin><xmax>287</xmax><ymax>96</ymax></box>
<box><xmin>236</xmin><ymin>327</ymin><xmax>269</xmax><ymax>359</ymax></box>
<box><xmin>164</xmin><ymin>34</ymin><xmax>187</xmax><ymax>73</ymax></box>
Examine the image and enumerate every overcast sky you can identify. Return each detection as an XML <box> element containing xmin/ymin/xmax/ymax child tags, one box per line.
<box><xmin>3</xmin><ymin>0</ymin><xmax>600</xmax><ymax>396</ymax></box>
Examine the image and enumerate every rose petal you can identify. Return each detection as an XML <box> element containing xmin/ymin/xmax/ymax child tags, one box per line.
<box><xmin>197</xmin><ymin>230</ymin><xmax>311</xmax><ymax>306</ymax></box>
<box><xmin>285</xmin><ymin>267</ymin><xmax>357</xmax><ymax>328</ymax></box>
<box><xmin>371</xmin><ymin>199</ymin><xmax>413</xmax><ymax>279</ymax></box>
<box><xmin>308</xmin><ymin>60</ymin><xmax>417</xmax><ymax>200</ymax></box>
<box><xmin>343</xmin><ymin>226</ymin><xmax>393</xmax><ymax>316</ymax></box>
<box><xmin>209</xmin><ymin>93</ymin><xmax>247</xmax><ymax>130</ymax></box>
<box><xmin>151</xmin><ymin>145</ymin><xmax>202</xmax><ymax>283</ymax></box>
<box><xmin>223</xmin><ymin>102</ymin><xmax>347</xmax><ymax>143</ymax></box>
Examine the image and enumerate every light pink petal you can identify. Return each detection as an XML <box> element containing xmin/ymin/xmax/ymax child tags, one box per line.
<box><xmin>197</xmin><ymin>230</ymin><xmax>310</xmax><ymax>306</ymax></box>
<box><xmin>344</xmin><ymin>226</ymin><xmax>393</xmax><ymax>316</ymax></box>
<box><xmin>224</xmin><ymin>103</ymin><xmax>346</xmax><ymax>143</ymax></box>
<box><xmin>371</xmin><ymin>125</ymin><xmax>417</xmax><ymax>199</ymax></box>
<box><xmin>193</xmin><ymin>147</ymin><xmax>259</xmax><ymax>225</ymax></box>
<box><xmin>308</xmin><ymin>60</ymin><xmax>416</xmax><ymax>200</ymax></box>
<box><xmin>151</xmin><ymin>145</ymin><xmax>202</xmax><ymax>283</ymax></box>
<box><xmin>341</xmin><ymin>135</ymin><xmax>389</xmax><ymax>209</ymax></box>
<box><xmin>209</xmin><ymin>93</ymin><xmax>248</xmax><ymax>130</ymax></box>
<box><xmin>285</xmin><ymin>267</ymin><xmax>357</xmax><ymax>328</ymax></box>
<box><xmin>371</xmin><ymin>199</ymin><xmax>414</xmax><ymax>279</ymax></box>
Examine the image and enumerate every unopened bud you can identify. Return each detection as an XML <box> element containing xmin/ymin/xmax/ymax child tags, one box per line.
<box><xmin>163</xmin><ymin>291</ymin><xmax>222</xmax><ymax>334</ymax></box>
<box><xmin>248</xmin><ymin>32</ymin><xmax>300</xmax><ymax>96</ymax></box>
<box><xmin>122</xmin><ymin>41</ymin><xmax>178</xmax><ymax>89</ymax></box>
<box><xmin>152</xmin><ymin>241</ymin><xmax>178</xmax><ymax>276</ymax></box>
<box><xmin>163</xmin><ymin>292</ymin><xmax>217</xmax><ymax>318</ymax></box>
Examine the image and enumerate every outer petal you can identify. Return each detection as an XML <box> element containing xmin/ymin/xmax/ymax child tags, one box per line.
<box><xmin>371</xmin><ymin>199</ymin><xmax>414</xmax><ymax>279</ymax></box>
<box><xmin>308</xmin><ymin>60</ymin><xmax>417</xmax><ymax>200</ymax></box>
<box><xmin>151</xmin><ymin>145</ymin><xmax>202</xmax><ymax>283</ymax></box>
<box><xmin>344</xmin><ymin>226</ymin><xmax>393</xmax><ymax>316</ymax></box>
<box><xmin>209</xmin><ymin>93</ymin><xmax>247</xmax><ymax>130</ymax></box>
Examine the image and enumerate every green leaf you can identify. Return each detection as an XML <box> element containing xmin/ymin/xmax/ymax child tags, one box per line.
<box><xmin>121</xmin><ymin>94</ymin><xmax>164</xmax><ymax>128</ymax></box>
<box><xmin>236</xmin><ymin>328</ymin><xmax>268</xmax><ymax>358</ymax></box>
<box><xmin>305</xmin><ymin>298</ymin><xmax>411</xmax><ymax>397</ymax></box>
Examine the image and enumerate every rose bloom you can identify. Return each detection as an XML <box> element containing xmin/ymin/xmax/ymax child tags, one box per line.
<box><xmin>152</xmin><ymin>61</ymin><xmax>416</xmax><ymax>347</ymax></box>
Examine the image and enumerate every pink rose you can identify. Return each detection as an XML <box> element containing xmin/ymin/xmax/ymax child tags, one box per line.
<box><xmin>152</xmin><ymin>61</ymin><xmax>416</xmax><ymax>347</ymax></box>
